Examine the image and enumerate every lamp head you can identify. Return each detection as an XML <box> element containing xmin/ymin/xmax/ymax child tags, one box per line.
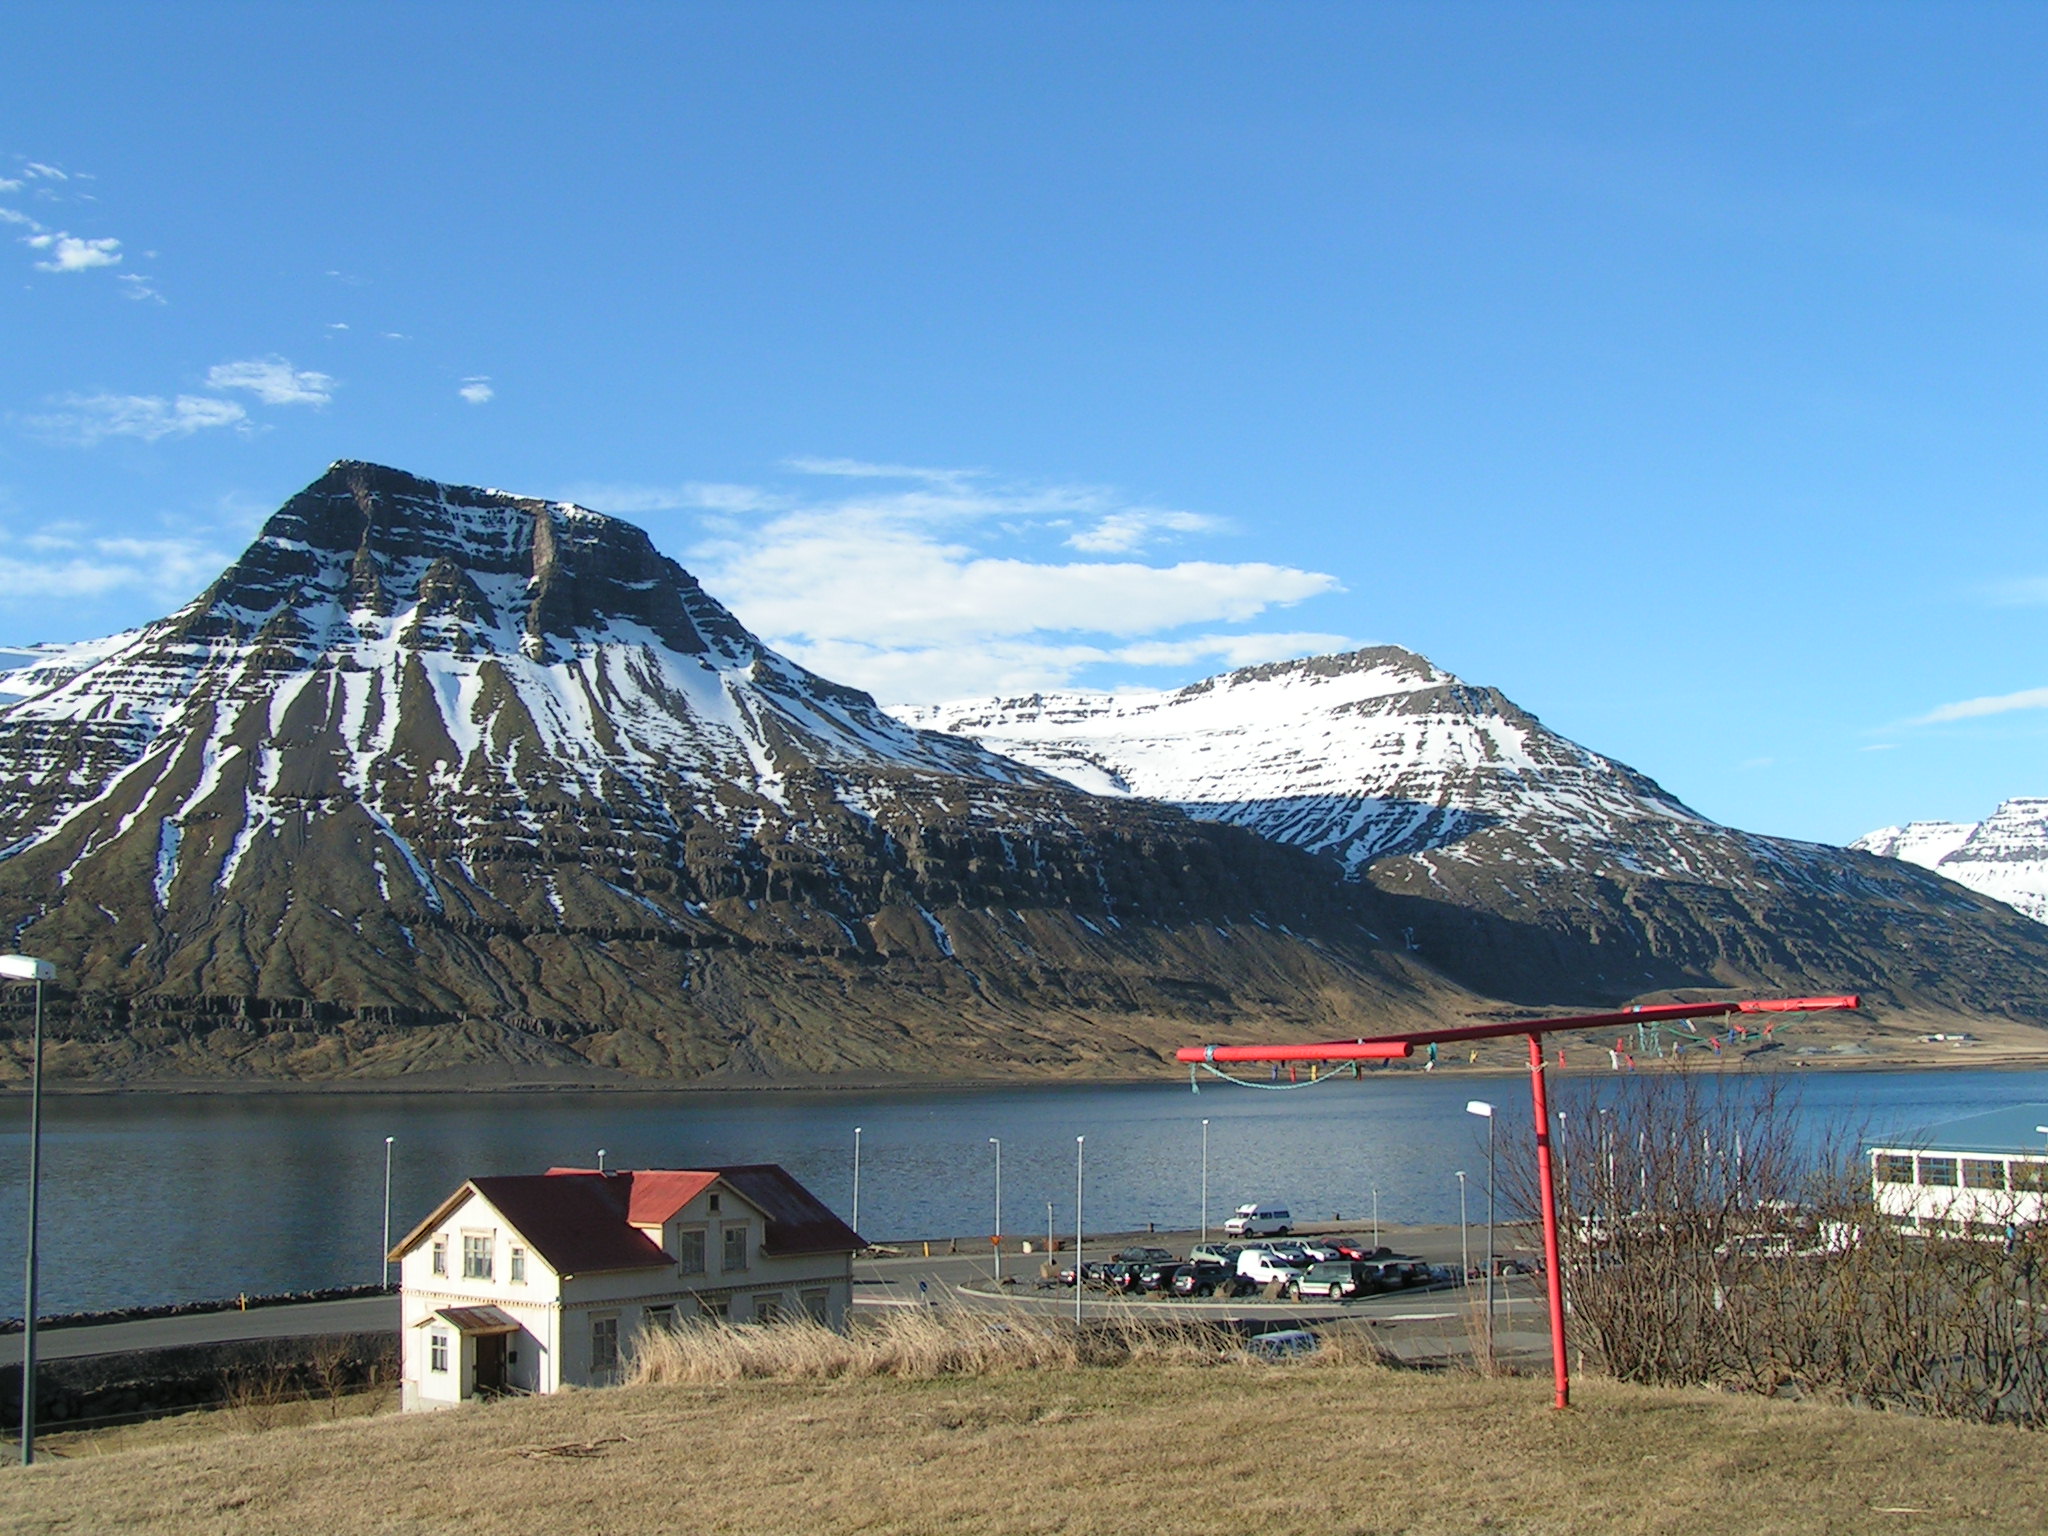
<box><xmin>0</xmin><ymin>955</ymin><xmax>55</xmax><ymax>982</ymax></box>
<box><xmin>1465</xmin><ymin>1100</ymin><xmax>1496</xmax><ymax>1118</ymax></box>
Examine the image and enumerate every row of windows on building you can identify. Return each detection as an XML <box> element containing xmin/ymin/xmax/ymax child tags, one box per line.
<box><xmin>1874</xmin><ymin>1153</ymin><xmax>2048</xmax><ymax>1191</ymax></box>
<box><xmin>426</xmin><ymin>1289</ymin><xmax>831</xmax><ymax>1379</ymax></box>
<box><xmin>426</xmin><ymin>1225</ymin><xmax>748</xmax><ymax>1282</ymax></box>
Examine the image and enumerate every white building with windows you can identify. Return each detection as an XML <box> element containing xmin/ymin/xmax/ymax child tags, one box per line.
<box><xmin>1869</xmin><ymin>1105</ymin><xmax>2048</xmax><ymax>1235</ymax></box>
<box><xmin>390</xmin><ymin>1164</ymin><xmax>863</xmax><ymax>1412</ymax></box>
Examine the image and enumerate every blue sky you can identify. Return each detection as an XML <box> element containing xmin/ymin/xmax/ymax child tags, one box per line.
<box><xmin>4</xmin><ymin>3</ymin><xmax>2046</xmax><ymax>847</ymax></box>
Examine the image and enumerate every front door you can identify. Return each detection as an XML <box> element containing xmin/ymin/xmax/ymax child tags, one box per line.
<box><xmin>473</xmin><ymin>1333</ymin><xmax>507</xmax><ymax>1397</ymax></box>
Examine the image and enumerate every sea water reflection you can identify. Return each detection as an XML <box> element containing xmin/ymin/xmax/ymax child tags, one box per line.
<box><xmin>2</xmin><ymin>1066</ymin><xmax>2046</xmax><ymax>1316</ymax></box>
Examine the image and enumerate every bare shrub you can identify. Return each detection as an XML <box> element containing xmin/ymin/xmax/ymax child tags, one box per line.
<box><xmin>1538</xmin><ymin>1064</ymin><xmax>2048</xmax><ymax>1427</ymax></box>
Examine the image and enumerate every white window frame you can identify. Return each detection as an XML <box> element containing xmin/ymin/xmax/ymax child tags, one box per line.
<box><xmin>675</xmin><ymin>1227</ymin><xmax>706</xmax><ymax>1275</ymax></box>
<box><xmin>462</xmin><ymin>1232</ymin><xmax>493</xmax><ymax>1281</ymax></box>
<box><xmin>509</xmin><ymin>1246</ymin><xmax>527</xmax><ymax>1284</ymax></box>
<box><xmin>722</xmin><ymin>1224</ymin><xmax>749</xmax><ymax>1274</ymax></box>
<box><xmin>429</xmin><ymin>1331</ymin><xmax>449</xmax><ymax>1374</ymax></box>
<box><xmin>431</xmin><ymin>1238</ymin><xmax>448</xmax><ymax>1276</ymax></box>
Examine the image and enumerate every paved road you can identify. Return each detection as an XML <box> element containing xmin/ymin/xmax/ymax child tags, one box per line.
<box><xmin>0</xmin><ymin>1296</ymin><xmax>398</xmax><ymax>1367</ymax></box>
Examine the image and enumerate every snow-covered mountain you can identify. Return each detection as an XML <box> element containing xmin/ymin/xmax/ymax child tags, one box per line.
<box><xmin>897</xmin><ymin>650</ymin><xmax>2048</xmax><ymax>1013</ymax></box>
<box><xmin>1855</xmin><ymin>801</ymin><xmax>2048</xmax><ymax>925</ymax></box>
<box><xmin>894</xmin><ymin>648</ymin><xmax>1711</xmax><ymax>879</ymax></box>
<box><xmin>0</xmin><ymin>463</ymin><xmax>1460</xmax><ymax>1082</ymax></box>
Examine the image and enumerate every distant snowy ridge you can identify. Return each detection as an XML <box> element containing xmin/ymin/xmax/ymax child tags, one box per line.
<box><xmin>1854</xmin><ymin>801</ymin><xmax>2048</xmax><ymax>925</ymax></box>
<box><xmin>893</xmin><ymin>647</ymin><xmax>1713</xmax><ymax>880</ymax></box>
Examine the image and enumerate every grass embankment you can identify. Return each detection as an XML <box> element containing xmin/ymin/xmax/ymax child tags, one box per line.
<box><xmin>7</xmin><ymin>1313</ymin><xmax>2046</xmax><ymax>1536</ymax></box>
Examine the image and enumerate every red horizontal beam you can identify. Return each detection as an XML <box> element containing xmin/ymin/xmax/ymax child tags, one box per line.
<box><xmin>1172</xmin><ymin>994</ymin><xmax>1860</xmax><ymax>1065</ymax></box>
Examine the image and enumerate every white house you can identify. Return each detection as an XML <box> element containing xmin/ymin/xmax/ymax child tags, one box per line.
<box><xmin>390</xmin><ymin>1164</ymin><xmax>863</xmax><ymax>1412</ymax></box>
<box><xmin>1869</xmin><ymin>1104</ymin><xmax>2048</xmax><ymax>1236</ymax></box>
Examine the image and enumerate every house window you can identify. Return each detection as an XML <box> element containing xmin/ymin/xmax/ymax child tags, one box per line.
<box><xmin>429</xmin><ymin>1331</ymin><xmax>449</xmax><ymax>1373</ymax></box>
<box><xmin>753</xmin><ymin>1296</ymin><xmax>782</xmax><ymax>1325</ymax></box>
<box><xmin>1918</xmin><ymin>1156</ymin><xmax>1958</xmax><ymax>1188</ymax></box>
<box><xmin>2013</xmin><ymin>1160</ymin><xmax>2048</xmax><ymax>1192</ymax></box>
<box><xmin>645</xmin><ymin>1305</ymin><xmax>675</xmax><ymax>1334</ymax></box>
<box><xmin>1874</xmin><ymin>1154</ymin><xmax>1914</xmax><ymax>1185</ymax></box>
<box><xmin>462</xmin><ymin>1234</ymin><xmax>493</xmax><ymax>1280</ymax></box>
<box><xmin>697</xmin><ymin>1295</ymin><xmax>728</xmax><ymax>1321</ymax></box>
<box><xmin>675</xmin><ymin>1229</ymin><xmax>706</xmax><ymax>1275</ymax></box>
<box><xmin>801</xmin><ymin>1288</ymin><xmax>830</xmax><ymax>1323</ymax></box>
<box><xmin>709</xmin><ymin>1194</ymin><xmax>721</xmax><ymax>1212</ymax></box>
<box><xmin>1963</xmin><ymin>1159</ymin><xmax>2008</xmax><ymax>1191</ymax></box>
<box><xmin>431</xmin><ymin>1239</ymin><xmax>448</xmax><ymax>1276</ymax></box>
<box><xmin>723</xmin><ymin>1225</ymin><xmax>748</xmax><ymax>1273</ymax></box>
<box><xmin>510</xmin><ymin>1246</ymin><xmax>526</xmax><ymax>1284</ymax></box>
<box><xmin>591</xmin><ymin>1315</ymin><xmax>619</xmax><ymax>1377</ymax></box>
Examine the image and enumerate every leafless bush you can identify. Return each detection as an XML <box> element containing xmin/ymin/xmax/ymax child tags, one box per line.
<box><xmin>1536</xmin><ymin>1065</ymin><xmax>2048</xmax><ymax>1427</ymax></box>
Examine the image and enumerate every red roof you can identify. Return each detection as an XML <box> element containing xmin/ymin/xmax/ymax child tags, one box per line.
<box><xmin>468</xmin><ymin>1174</ymin><xmax>673</xmax><ymax>1276</ymax></box>
<box><xmin>543</xmin><ymin>1165</ymin><xmax>863</xmax><ymax>1256</ymax></box>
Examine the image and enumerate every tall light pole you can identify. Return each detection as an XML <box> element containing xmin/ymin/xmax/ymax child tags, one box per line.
<box><xmin>1455</xmin><ymin>1170</ymin><xmax>1470</xmax><ymax>1289</ymax></box>
<box><xmin>1371</xmin><ymin>1187</ymin><xmax>1380</xmax><ymax>1249</ymax></box>
<box><xmin>851</xmin><ymin>1126</ymin><xmax>863</xmax><ymax>1237</ymax></box>
<box><xmin>1467</xmin><ymin>1100</ymin><xmax>1497</xmax><ymax>1366</ymax></box>
<box><xmin>382</xmin><ymin>1136</ymin><xmax>395</xmax><ymax>1287</ymax></box>
<box><xmin>1074</xmin><ymin>1135</ymin><xmax>1085</xmax><ymax>1328</ymax></box>
<box><xmin>5</xmin><ymin>953</ymin><xmax>56</xmax><ymax>1467</ymax></box>
<box><xmin>988</xmin><ymin>1137</ymin><xmax>1002</xmax><ymax>1285</ymax></box>
<box><xmin>1200</xmin><ymin>1118</ymin><xmax>1210</xmax><ymax>1243</ymax></box>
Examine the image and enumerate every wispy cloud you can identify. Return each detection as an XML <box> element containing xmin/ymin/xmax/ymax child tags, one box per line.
<box><xmin>206</xmin><ymin>357</ymin><xmax>334</xmax><ymax>407</ymax></box>
<box><xmin>116</xmin><ymin>273</ymin><xmax>163</xmax><ymax>304</ymax></box>
<box><xmin>680</xmin><ymin>459</ymin><xmax>1346</xmax><ymax>702</ymax></box>
<box><xmin>26</xmin><ymin>232</ymin><xmax>121</xmax><ymax>272</ymax></box>
<box><xmin>459</xmin><ymin>376</ymin><xmax>494</xmax><ymax>404</ymax></box>
<box><xmin>24</xmin><ymin>393</ymin><xmax>248</xmax><ymax>446</ymax></box>
<box><xmin>0</xmin><ymin>532</ymin><xmax>229</xmax><ymax>602</ymax></box>
<box><xmin>1905</xmin><ymin>685</ymin><xmax>2048</xmax><ymax>726</ymax></box>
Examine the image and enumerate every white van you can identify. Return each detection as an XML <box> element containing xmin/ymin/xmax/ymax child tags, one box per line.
<box><xmin>1224</xmin><ymin>1203</ymin><xmax>1292</xmax><ymax>1238</ymax></box>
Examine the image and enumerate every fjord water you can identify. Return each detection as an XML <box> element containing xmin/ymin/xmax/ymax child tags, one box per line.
<box><xmin>3</xmin><ymin>1068</ymin><xmax>2047</xmax><ymax>1317</ymax></box>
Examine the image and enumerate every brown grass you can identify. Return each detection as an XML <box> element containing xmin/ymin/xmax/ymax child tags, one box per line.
<box><xmin>5</xmin><ymin>1323</ymin><xmax>2046</xmax><ymax>1535</ymax></box>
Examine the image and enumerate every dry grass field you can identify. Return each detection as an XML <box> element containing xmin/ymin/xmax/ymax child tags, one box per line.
<box><xmin>5</xmin><ymin>1313</ymin><xmax>2046</xmax><ymax>1536</ymax></box>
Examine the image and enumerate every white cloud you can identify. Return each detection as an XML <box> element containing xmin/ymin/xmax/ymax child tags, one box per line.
<box><xmin>682</xmin><ymin>461</ymin><xmax>1346</xmax><ymax>702</ymax></box>
<box><xmin>561</xmin><ymin>482</ymin><xmax>788</xmax><ymax>515</ymax></box>
<box><xmin>1066</xmin><ymin>507</ymin><xmax>1222</xmax><ymax>553</ymax></box>
<box><xmin>1906</xmin><ymin>686</ymin><xmax>2048</xmax><ymax>726</ymax></box>
<box><xmin>0</xmin><ymin>179</ymin><xmax>21</xmax><ymax>194</ymax></box>
<box><xmin>0</xmin><ymin>206</ymin><xmax>33</xmax><ymax>227</ymax></box>
<box><xmin>23</xmin><ymin>163</ymin><xmax>68</xmax><ymax>182</ymax></box>
<box><xmin>327</xmin><ymin>321</ymin><xmax>349</xmax><ymax>331</ymax></box>
<box><xmin>27</xmin><ymin>232</ymin><xmax>121</xmax><ymax>272</ymax></box>
<box><xmin>459</xmin><ymin>377</ymin><xmax>494</xmax><ymax>404</ymax></box>
<box><xmin>115</xmin><ymin>273</ymin><xmax>163</xmax><ymax>303</ymax></box>
<box><xmin>206</xmin><ymin>357</ymin><xmax>334</xmax><ymax>406</ymax></box>
<box><xmin>25</xmin><ymin>393</ymin><xmax>248</xmax><ymax>446</ymax></box>
<box><xmin>0</xmin><ymin>533</ymin><xmax>228</xmax><ymax>602</ymax></box>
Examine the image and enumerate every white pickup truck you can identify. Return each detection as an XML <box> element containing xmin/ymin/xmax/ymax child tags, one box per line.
<box><xmin>1236</xmin><ymin>1247</ymin><xmax>1310</xmax><ymax>1287</ymax></box>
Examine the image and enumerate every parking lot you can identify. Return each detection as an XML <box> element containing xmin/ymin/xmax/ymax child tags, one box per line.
<box><xmin>852</xmin><ymin>1222</ymin><xmax>1556</xmax><ymax>1366</ymax></box>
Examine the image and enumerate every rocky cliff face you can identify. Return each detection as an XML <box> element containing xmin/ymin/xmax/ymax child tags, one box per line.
<box><xmin>1856</xmin><ymin>802</ymin><xmax>2048</xmax><ymax>925</ymax></box>
<box><xmin>900</xmin><ymin>651</ymin><xmax>2048</xmax><ymax>1017</ymax></box>
<box><xmin>0</xmin><ymin>463</ymin><xmax>1467</xmax><ymax>1083</ymax></box>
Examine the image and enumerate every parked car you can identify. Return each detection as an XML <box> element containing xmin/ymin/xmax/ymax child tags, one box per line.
<box><xmin>1244</xmin><ymin>1328</ymin><xmax>1318</xmax><ymax>1360</ymax></box>
<box><xmin>1135</xmin><ymin>1262</ymin><xmax>1182</xmax><ymax>1293</ymax></box>
<box><xmin>1237</xmin><ymin>1247</ymin><xmax>1310</xmax><ymax>1287</ymax></box>
<box><xmin>1169</xmin><ymin>1260</ymin><xmax>1236</xmax><ymax>1298</ymax></box>
<box><xmin>1113</xmin><ymin>1247</ymin><xmax>1177</xmax><ymax>1266</ymax></box>
<box><xmin>1295</xmin><ymin>1260</ymin><xmax>1374</xmax><ymax>1300</ymax></box>
<box><xmin>1187</xmin><ymin>1243</ymin><xmax>1244</xmax><ymax>1267</ymax></box>
<box><xmin>1225</xmin><ymin>1203</ymin><xmax>1293</xmax><ymax>1238</ymax></box>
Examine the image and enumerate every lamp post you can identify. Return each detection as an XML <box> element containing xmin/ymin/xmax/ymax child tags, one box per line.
<box><xmin>5</xmin><ymin>953</ymin><xmax>56</xmax><ymax>1467</ymax></box>
<box><xmin>1074</xmin><ymin>1136</ymin><xmax>1085</xmax><ymax>1328</ymax></box>
<box><xmin>1372</xmin><ymin>1187</ymin><xmax>1380</xmax><ymax>1249</ymax></box>
<box><xmin>1467</xmin><ymin>1100</ymin><xmax>1497</xmax><ymax>1365</ymax></box>
<box><xmin>382</xmin><ymin>1136</ymin><xmax>395</xmax><ymax>1287</ymax></box>
<box><xmin>852</xmin><ymin>1126</ymin><xmax>863</xmax><ymax>1237</ymax></box>
<box><xmin>988</xmin><ymin>1137</ymin><xmax>1002</xmax><ymax>1285</ymax></box>
<box><xmin>1200</xmin><ymin>1118</ymin><xmax>1210</xmax><ymax>1243</ymax></box>
<box><xmin>1455</xmin><ymin>1170</ymin><xmax>1470</xmax><ymax>1289</ymax></box>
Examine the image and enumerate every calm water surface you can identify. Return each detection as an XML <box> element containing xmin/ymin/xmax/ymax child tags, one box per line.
<box><xmin>3</xmin><ymin>1066</ymin><xmax>2046</xmax><ymax>1316</ymax></box>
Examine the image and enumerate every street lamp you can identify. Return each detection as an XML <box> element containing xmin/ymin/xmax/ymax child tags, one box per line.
<box><xmin>1455</xmin><ymin>1170</ymin><xmax>1470</xmax><ymax>1290</ymax></box>
<box><xmin>1467</xmin><ymin>1100</ymin><xmax>1497</xmax><ymax>1365</ymax></box>
<box><xmin>852</xmin><ymin>1127</ymin><xmax>863</xmax><ymax>1237</ymax></box>
<box><xmin>1372</xmin><ymin>1187</ymin><xmax>1380</xmax><ymax>1249</ymax></box>
<box><xmin>382</xmin><ymin>1136</ymin><xmax>395</xmax><ymax>1288</ymax></box>
<box><xmin>988</xmin><ymin>1137</ymin><xmax>1002</xmax><ymax>1285</ymax></box>
<box><xmin>5</xmin><ymin>952</ymin><xmax>56</xmax><ymax>1467</ymax></box>
<box><xmin>1074</xmin><ymin>1136</ymin><xmax>1085</xmax><ymax>1328</ymax></box>
<box><xmin>1200</xmin><ymin>1118</ymin><xmax>1210</xmax><ymax>1243</ymax></box>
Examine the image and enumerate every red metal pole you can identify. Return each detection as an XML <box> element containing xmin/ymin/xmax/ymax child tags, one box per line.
<box><xmin>1527</xmin><ymin>1032</ymin><xmax>1569</xmax><ymax>1410</ymax></box>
